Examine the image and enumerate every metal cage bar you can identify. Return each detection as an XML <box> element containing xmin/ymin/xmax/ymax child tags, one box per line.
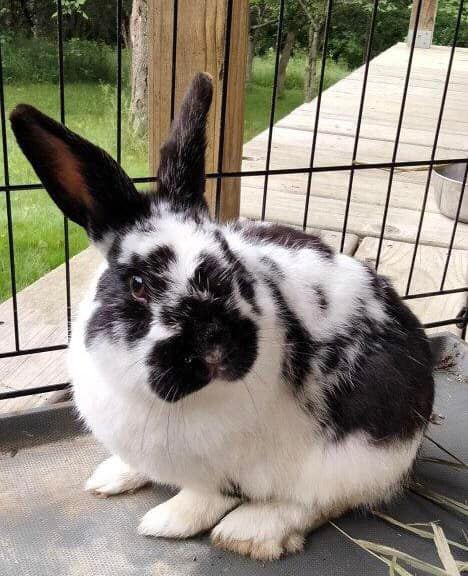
<box><xmin>302</xmin><ymin>0</ymin><xmax>334</xmax><ymax>231</ymax></box>
<box><xmin>374</xmin><ymin>0</ymin><xmax>424</xmax><ymax>271</ymax></box>
<box><xmin>439</xmin><ymin>162</ymin><xmax>468</xmax><ymax>291</ymax></box>
<box><xmin>4</xmin><ymin>156</ymin><xmax>468</xmax><ymax>194</ymax></box>
<box><xmin>57</xmin><ymin>0</ymin><xmax>73</xmax><ymax>339</ymax></box>
<box><xmin>1</xmin><ymin>0</ymin><xmax>467</xmax><ymax>402</ymax></box>
<box><xmin>260</xmin><ymin>0</ymin><xmax>285</xmax><ymax>221</ymax></box>
<box><xmin>215</xmin><ymin>0</ymin><xmax>234</xmax><ymax>221</ymax></box>
<box><xmin>405</xmin><ymin>0</ymin><xmax>466</xmax><ymax>295</ymax></box>
<box><xmin>0</xmin><ymin>42</ymin><xmax>20</xmax><ymax>351</ymax></box>
<box><xmin>116</xmin><ymin>0</ymin><xmax>123</xmax><ymax>165</ymax></box>
<box><xmin>170</xmin><ymin>0</ymin><xmax>179</xmax><ymax>123</ymax></box>
<box><xmin>340</xmin><ymin>0</ymin><xmax>379</xmax><ymax>252</ymax></box>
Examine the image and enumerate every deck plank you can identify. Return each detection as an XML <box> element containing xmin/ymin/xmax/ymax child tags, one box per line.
<box><xmin>240</xmin><ymin>43</ymin><xmax>468</xmax><ymax>249</ymax></box>
<box><xmin>354</xmin><ymin>237</ymin><xmax>467</xmax><ymax>335</ymax></box>
<box><xmin>239</xmin><ymin>166</ymin><xmax>441</xmax><ymax>213</ymax></box>
<box><xmin>0</xmin><ymin>247</ymin><xmax>103</xmax><ymax>413</ymax></box>
<box><xmin>241</xmin><ymin>182</ymin><xmax>468</xmax><ymax>249</ymax></box>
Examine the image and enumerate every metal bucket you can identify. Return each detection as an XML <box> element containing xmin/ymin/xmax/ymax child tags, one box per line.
<box><xmin>432</xmin><ymin>162</ymin><xmax>468</xmax><ymax>223</ymax></box>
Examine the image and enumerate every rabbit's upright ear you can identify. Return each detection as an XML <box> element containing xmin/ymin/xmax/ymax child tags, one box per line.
<box><xmin>10</xmin><ymin>105</ymin><xmax>149</xmax><ymax>240</ymax></box>
<box><xmin>157</xmin><ymin>72</ymin><xmax>213</xmax><ymax>213</ymax></box>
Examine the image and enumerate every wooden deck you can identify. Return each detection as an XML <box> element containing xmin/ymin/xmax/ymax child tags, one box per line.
<box><xmin>1</xmin><ymin>42</ymin><xmax>467</xmax><ymax>413</ymax></box>
<box><xmin>241</xmin><ymin>41</ymin><xmax>468</xmax><ymax>326</ymax></box>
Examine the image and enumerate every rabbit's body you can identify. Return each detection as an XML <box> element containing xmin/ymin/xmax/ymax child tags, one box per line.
<box><xmin>70</xmin><ymin>209</ymin><xmax>431</xmax><ymax>549</ymax></box>
<box><xmin>11</xmin><ymin>74</ymin><xmax>434</xmax><ymax>560</ymax></box>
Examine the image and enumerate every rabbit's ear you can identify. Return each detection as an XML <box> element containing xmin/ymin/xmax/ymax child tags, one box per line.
<box><xmin>10</xmin><ymin>105</ymin><xmax>149</xmax><ymax>240</ymax></box>
<box><xmin>157</xmin><ymin>73</ymin><xmax>213</xmax><ymax>212</ymax></box>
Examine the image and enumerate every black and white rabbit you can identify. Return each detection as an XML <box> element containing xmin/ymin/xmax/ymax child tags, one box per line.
<box><xmin>11</xmin><ymin>73</ymin><xmax>434</xmax><ymax>561</ymax></box>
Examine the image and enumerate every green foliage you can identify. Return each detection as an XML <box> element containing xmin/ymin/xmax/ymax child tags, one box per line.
<box><xmin>51</xmin><ymin>0</ymin><xmax>89</xmax><ymax>20</ymax></box>
<box><xmin>329</xmin><ymin>1</ymin><xmax>411</xmax><ymax>68</ymax></box>
<box><xmin>0</xmin><ymin>0</ymin><xmax>133</xmax><ymax>45</ymax></box>
<box><xmin>249</xmin><ymin>50</ymin><xmax>348</xmax><ymax>93</ymax></box>
<box><xmin>251</xmin><ymin>0</ymin><xmax>412</xmax><ymax>68</ymax></box>
<box><xmin>2</xmin><ymin>37</ymin><xmax>130</xmax><ymax>84</ymax></box>
<box><xmin>249</xmin><ymin>0</ymin><xmax>464</xmax><ymax>71</ymax></box>
<box><xmin>1</xmin><ymin>0</ymin><xmax>464</xmax><ymax>75</ymax></box>
<box><xmin>434</xmin><ymin>0</ymin><xmax>468</xmax><ymax>47</ymax></box>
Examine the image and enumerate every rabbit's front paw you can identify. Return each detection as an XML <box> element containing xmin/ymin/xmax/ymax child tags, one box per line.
<box><xmin>211</xmin><ymin>502</ymin><xmax>312</xmax><ymax>561</ymax></box>
<box><xmin>85</xmin><ymin>455</ymin><xmax>149</xmax><ymax>496</ymax></box>
<box><xmin>138</xmin><ymin>489</ymin><xmax>237</xmax><ymax>538</ymax></box>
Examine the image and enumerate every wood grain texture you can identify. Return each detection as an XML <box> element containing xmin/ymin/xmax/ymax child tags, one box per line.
<box><xmin>148</xmin><ymin>0</ymin><xmax>248</xmax><ymax>220</ymax></box>
<box><xmin>408</xmin><ymin>0</ymin><xmax>438</xmax><ymax>33</ymax></box>
<box><xmin>241</xmin><ymin>181</ymin><xmax>468</xmax><ymax>250</ymax></box>
<box><xmin>0</xmin><ymin>246</ymin><xmax>103</xmax><ymax>413</ymax></box>
<box><xmin>355</xmin><ymin>237</ymin><xmax>467</xmax><ymax>335</ymax></box>
<box><xmin>240</xmin><ymin>43</ymin><xmax>468</xmax><ymax>249</ymax></box>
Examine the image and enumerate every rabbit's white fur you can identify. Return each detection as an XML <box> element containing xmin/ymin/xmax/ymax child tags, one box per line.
<box><xmin>11</xmin><ymin>77</ymin><xmax>432</xmax><ymax>561</ymax></box>
<box><xmin>71</xmin><ymin>209</ymin><xmax>422</xmax><ymax>560</ymax></box>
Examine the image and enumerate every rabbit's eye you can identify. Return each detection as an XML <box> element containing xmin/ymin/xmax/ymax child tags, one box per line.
<box><xmin>130</xmin><ymin>275</ymin><xmax>146</xmax><ymax>302</ymax></box>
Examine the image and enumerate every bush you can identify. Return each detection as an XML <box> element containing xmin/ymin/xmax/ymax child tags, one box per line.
<box><xmin>434</xmin><ymin>0</ymin><xmax>468</xmax><ymax>47</ymax></box>
<box><xmin>329</xmin><ymin>1</ymin><xmax>411</xmax><ymax>68</ymax></box>
<box><xmin>250</xmin><ymin>51</ymin><xmax>349</xmax><ymax>93</ymax></box>
<box><xmin>2</xmin><ymin>36</ymin><xmax>130</xmax><ymax>85</ymax></box>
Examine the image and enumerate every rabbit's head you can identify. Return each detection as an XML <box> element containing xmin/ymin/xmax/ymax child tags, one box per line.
<box><xmin>11</xmin><ymin>74</ymin><xmax>259</xmax><ymax>402</ymax></box>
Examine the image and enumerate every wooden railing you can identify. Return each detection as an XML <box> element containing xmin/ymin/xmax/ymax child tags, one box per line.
<box><xmin>148</xmin><ymin>0</ymin><xmax>249</xmax><ymax>221</ymax></box>
<box><xmin>407</xmin><ymin>0</ymin><xmax>438</xmax><ymax>48</ymax></box>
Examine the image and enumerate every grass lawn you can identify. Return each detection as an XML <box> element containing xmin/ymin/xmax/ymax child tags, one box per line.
<box><xmin>0</xmin><ymin>51</ymin><xmax>349</xmax><ymax>302</ymax></box>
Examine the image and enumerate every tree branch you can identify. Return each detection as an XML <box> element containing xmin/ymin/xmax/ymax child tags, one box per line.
<box><xmin>297</xmin><ymin>0</ymin><xmax>313</xmax><ymax>22</ymax></box>
<box><xmin>297</xmin><ymin>0</ymin><xmax>326</xmax><ymax>29</ymax></box>
<box><xmin>251</xmin><ymin>18</ymin><xmax>276</xmax><ymax>30</ymax></box>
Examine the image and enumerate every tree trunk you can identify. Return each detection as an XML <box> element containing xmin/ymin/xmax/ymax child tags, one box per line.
<box><xmin>277</xmin><ymin>30</ymin><xmax>295</xmax><ymax>96</ymax></box>
<box><xmin>130</xmin><ymin>0</ymin><xmax>148</xmax><ymax>136</ymax></box>
<box><xmin>246</xmin><ymin>5</ymin><xmax>254</xmax><ymax>82</ymax></box>
<box><xmin>19</xmin><ymin>0</ymin><xmax>34</xmax><ymax>36</ymax></box>
<box><xmin>246</xmin><ymin>34</ymin><xmax>254</xmax><ymax>82</ymax></box>
<box><xmin>304</xmin><ymin>23</ymin><xmax>319</xmax><ymax>103</ymax></box>
<box><xmin>122</xmin><ymin>15</ymin><xmax>131</xmax><ymax>50</ymax></box>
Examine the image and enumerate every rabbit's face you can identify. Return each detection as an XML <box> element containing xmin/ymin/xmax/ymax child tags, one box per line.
<box><xmin>88</xmin><ymin>211</ymin><xmax>258</xmax><ymax>401</ymax></box>
<box><xmin>10</xmin><ymin>73</ymin><xmax>259</xmax><ymax>402</ymax></box>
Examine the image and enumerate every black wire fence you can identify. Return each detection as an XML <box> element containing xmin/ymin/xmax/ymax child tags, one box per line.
<box><xmin>0</xmin><ymin>0</ymin><xmax>467</xmax><ymax>402</ymax></box>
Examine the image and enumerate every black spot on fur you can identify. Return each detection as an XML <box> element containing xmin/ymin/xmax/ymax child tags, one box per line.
<box><xmin>320</xmin><ymin>271</ymin><xmax>434</xmax><ymax>442</ymax></box>
<box><xmin>214</xmin><ymin>231</ymin><xmax>260</xmax><ymax>313</ymax></box>
<box><xmin>242</xmin><ymin>222</ymin><xmax>333</xmax><ymax>259</ymax></box>
<box><xmin>220</xmin><ymin>480</ymin><xmax>248</xmax><ymax>500</ymax></box>
<box><xmin>315</xmin><ymin>286</ymin><xmax>328</xmax><ymax>311</ymax></box>
<box><xmin>85</xmin><ymin>268</ymin><xmax>152</xmax><ymax>346</ymax></box>
<box><xmin>190</xmin><ymin>252</ymin><xmax>233</xmax><ymax>300</ymax></box>
<box><xmin>148</xmin><ymin>244</ymin><xmax>176</xmax><ymax>271</ymax></box>
<box><xmin>151</xmin><ymin>297</ymin><xmax>258</xmax><ymax>401</ymax></box>
<box><xmin>107</xmin><ymin>236</ymin><xmax>122</xmax><ymax>262</ymax></box>
<box><xmin>264</xmin><ymin>275</ymin><xmax>317</xmax><ymax>390</ymax></box>
<box><xmin>324</xmin><ymin>330</ymin><xmax>434</xmax><ymax>442</ymax></box>
<box><xmin>260</xmin><ymin>256</ymin><xmax>285</xmax><ymax>279</ymax></box>
<box><xmin>143</xmin><ymin>245</ymin><xmax>177</xmax><ymax>299</ymax></box>
<box><xmin>85</xmin><ymin>245</ymin><xmax>176</xmax><ymax>347</ymax></box>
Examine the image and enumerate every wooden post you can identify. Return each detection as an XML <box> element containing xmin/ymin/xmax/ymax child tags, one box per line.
<box><xmin>148</xmin><ymin>0</ymin><xmax>249</xmax><ymax>221</ymax></box>
<box><xmin>407</xmin><ymin>0</ymin><xmax>438</xmax><ymax>48</ymax></box>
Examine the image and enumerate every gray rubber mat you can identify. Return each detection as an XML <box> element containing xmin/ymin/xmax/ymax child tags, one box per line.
<box><xmin>1</xmin><ymin>336</ymin><xmax>467</xmax><ymax>575</ymax></box>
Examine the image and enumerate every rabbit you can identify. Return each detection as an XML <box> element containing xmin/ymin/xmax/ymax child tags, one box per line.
<box><xmin>10</xmin><ymin>72</ymin><xmax>434</xmax><ymax>561</ymax></box>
